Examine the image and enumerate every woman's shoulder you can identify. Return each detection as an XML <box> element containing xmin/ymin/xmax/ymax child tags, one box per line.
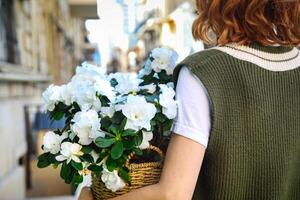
<box><xmin>178</xmin><ymin>48</ymin><xmax>227</xmax><ymax>70</ymax></box>
<box><xmin>173</xmin><ymin>48</ymin><xmax>227</xmax><ymax>82</ymax></box>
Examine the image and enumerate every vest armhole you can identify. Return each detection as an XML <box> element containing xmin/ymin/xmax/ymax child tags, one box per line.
<box><xmin>173</xmin><ymin>52</ymin><xmax>222</xmax><ymax>145</ymax></box>
<box><xmin>173</xmin><ymin>49</ymin><xmax>225</xmax><ymax>88</ymax></box>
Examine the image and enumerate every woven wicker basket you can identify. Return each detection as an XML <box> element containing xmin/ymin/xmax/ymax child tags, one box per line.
<box><xmin>91</xmin><ymin>145</ymin><xmax>164</xmax><ymax>200</ymax></box>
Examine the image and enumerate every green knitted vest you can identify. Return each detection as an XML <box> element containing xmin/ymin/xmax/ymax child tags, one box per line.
<box><xmin>174</xmin><ymin>44</ymin><xmax>300</xmax><ymax>200</ymax></box>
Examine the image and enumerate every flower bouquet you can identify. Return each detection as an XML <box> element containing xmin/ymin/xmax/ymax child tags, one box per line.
<box><xmin>38</xmin><ymin>47</ymin><xmax>179</xmax><ymax>199</ymax></box>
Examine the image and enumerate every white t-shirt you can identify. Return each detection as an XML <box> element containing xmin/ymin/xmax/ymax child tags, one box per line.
<box><xmin>171</xmin><ymin>44</ymin><xmax>300</xmax><ymax>148</ymax></box>
<box><xmin>171</xmin><ymin>66</ymin><xmax>212</xmax><ymax>148</ymax></box>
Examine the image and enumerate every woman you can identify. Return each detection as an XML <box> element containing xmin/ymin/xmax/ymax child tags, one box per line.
<box><xmin>80</xmin><ymin>0</ymin><xmax>300</xmax><ymax>199</ymax></box>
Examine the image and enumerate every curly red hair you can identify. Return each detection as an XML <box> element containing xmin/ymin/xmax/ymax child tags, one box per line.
<box><xmin>192</xmin><ymin>0</ymin><xmax>300</xmax><ymax>46</ymax></box>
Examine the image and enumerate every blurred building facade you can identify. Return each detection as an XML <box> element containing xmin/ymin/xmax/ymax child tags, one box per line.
<box><xmin>0</xmin><ymin>0</ymin><xmax>203</xmax><ymax>198</ymax></box>
<box><xmin>166</xmin><ymin>0</ymin><xmax>195</xmax><ymax>14</ymax></box>
<box><xmin>113</xmin><ymin>0</ymin><xmax>203</xmax><ymax>72</ymax></box>
<box><xmin>0</xmin><ymin>0</ymin><xmax>96</xmax><ymax>199</ymax></box>
<box><xmin>92</xmin><ymin>0</ymin><xmax>201</xmax><ymax>73</ymax></box>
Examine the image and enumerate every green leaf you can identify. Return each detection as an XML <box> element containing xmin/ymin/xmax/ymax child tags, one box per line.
<box><xmin>71</xmin><ymin>181</ymin><xmax>79</xmax><ymax>193</ymax></box>
<box><xmin>65</xmin><ymin>116</ymin><xmax>73</xmax><ymax>124</ymax></box>
<box><xmin>138</xmin><ymin>89</ymin><xmax>149</xmax><ymax>95</ymax></box>
<box><xmin>98</xmin><ymin>95</ymin><xmax>110</xmax><ymax>107</ymax></box>
<box><xmin>105</xmin><ymin>131</ymin><xmax>116</xmax><ymax>138</ymax></box>
<box><xmin>156</xmin><ymin>113</ymin><xmax>166</xmax><ymax>123</ymax></box>
<box><xmin>141</xmin><ymin>71</ymin><xmax>155</xmax><ymax>86</ymax></box>
<box><xmin>163</xmin><ymin>119</ymin><xmax>173</xmax><ymax>130</ymax></box>
<box><xmin>53</xmin><ymin>129</ymin><xmax>62</xmax><ymax>135</ymax></box>
<box><xmin>48</xmin><ymin>154</ymin><xmax>59</xmax><ymax>164</ymax></box>
<box><xmin>65</xmin><ymin>168</ymin><xmax>75</xmax><ymax>184</ymax></box>
<box><xmin>111</xmin><ymin>141</ymin><xmax>124</xmax><ymax>160</ymax></box>
<box><xmin>111</xmin><ymin>111</ymin><xmax>124</xmax><ymax>124</ymax></box>
<box><xmin>95</xmin><ymin>137</ymin><xmax>115</xmax><ymax>148</ymax></box>
<box><xmin>87</xmin><ymin>164</ymin><xmax>102</xmax><ymax>172</ymax></box>
<box><xmin>52</xmin><ymin>163</ymin><xmax>59</xmax><ymax>169</ymax></box>
<box><xmin>123</xmin><ymin>139</ymin><xmax>136</xmax><ymax>150</ymax></box>
<box><xmin>110</xmin><ymin>78</ymin><xmax>118</xmax><ymax>87</ymax></box>
<box><xmin>134</xmin><ymin>132</ymin><xmax>143</xmax><ymax>146</ymax></box>
<box><xmin>38</xmin><ymin>152</ymin><xmax>50</xmax><ymax>160</ymax></box>
<box><xmin>96</xmin><ymin>152</ymin><xmax>108</xmax><ymax>163</ymax></box>
<box><xmin>57</xmin><ymin>102</ymin><xmax>66</xmax><ymax>109</ymax></box>
<box><xmin>119</xmin><ymin>168</ymin><xmax>131</xmax><ymax>183</ymax></box>
<box><xmin>60</xmin><ymin>162</ymin><xmax>69</xmax><ymax>179</ymax></box>
<box><xmin>109</xmin><ymin>125</ymin><xmax>119</xmax><ymax>135</ymax></box>
<box><xmin>122</xmin><ymin>129</ymin><xmax>137</xmax><ymax>136</ymax></box>
<box><xmin>81</xmin><ymin>146</ymin><xmax>93</xmax><ymax>154</ymax></box>
<box><xmin>73</xmin><ymin>174</ymin><xmax>84</xmax><ymax>184</ymax></box>
<box><xmin>52</xmin><ymin>111</ymin><xmax>64</xmax><ymax>121</ymax></box>
<box><xmin>37</xmin><ymin>153</ymin><xmax>51</xmax><ymax>168</ymax></box>
<box><xmin>37</xmin><ymin>159</ymin><xmax>51</xmax><ymax>168</ymax></box>
<box><xmin>134</xmin><ymin>148</ymin><xmax>143</xmax><ymax>156</ymax></box>
<box><xmin>72</xmin><ymin>102</ymin><xmax>81</xmax><ymax>112</ymax></box>
<box><xmin>119</xmin><ymin>118</ymin><xmax>127</xmax><ymax>131</ymax></box>
<box><xmin>150</xmin><ymin>120</ymin><xmax>156</xmax><ymax>128</ymax></box>
<box><xmin>71</xmin><ymin>160</ymin><xmax>83</xmax><ymax>170</ymax></box>
<box><xmin>101</xmin><ymin>117</ymin><xmax>112</xmax><ymax>130</ymax></box>
<box><xmin>106</xmin><ymin>156</ymin><xmax>117</xmax><ymax>171</ymax></box>
<box><xmin>81</xmin><ymin>154</ymin><xmax>94</xmax><ymax>163</ymax></box>
<box><xmin>116</xmin><ymin>156</ymin><xmax>126</xmax><ymax>166</ymax></box>
<box><xmin>158</xmin><ymin>70</ymin><xmax>172</xmax><ymax>82</ymax></box>
<box><xmin>145</xmin><ymin>94</ymin><xmax>159</xmax><ymax>103</ymax></box>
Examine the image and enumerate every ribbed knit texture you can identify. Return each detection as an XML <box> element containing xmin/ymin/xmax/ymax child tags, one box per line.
<box><xmin>174</xmin><ymin>45</ymin><xmax>300</xmax><ymax>200</ymax></box>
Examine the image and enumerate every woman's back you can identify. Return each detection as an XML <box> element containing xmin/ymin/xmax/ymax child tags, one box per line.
<box><xmin>174</xmin><ymin>43</ymin><xmax>300</xmax><ymax>199</ymax></box>
<box><xmin>78</xmin><ymin>1</ymin><xmax>300</xmax><ymax>199</ymax></box>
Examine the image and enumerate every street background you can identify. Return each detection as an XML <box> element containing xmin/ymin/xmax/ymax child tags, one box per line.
<box><xmin>0</xmin><ymin>0</ymin><xmax>204</xmax><ymax>199</ymax></box>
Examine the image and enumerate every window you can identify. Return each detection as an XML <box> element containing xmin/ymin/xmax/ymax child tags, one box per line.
<box><xmin>0</xmin><ymin>0</ymin><xmax>19</xmax><ymax>64</ymax></box>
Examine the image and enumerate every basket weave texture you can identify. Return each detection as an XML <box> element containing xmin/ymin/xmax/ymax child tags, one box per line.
<box><xmin>91</xmin><ymin>145</ymin><xmax>163</xmax><ymax>200</ymax></box>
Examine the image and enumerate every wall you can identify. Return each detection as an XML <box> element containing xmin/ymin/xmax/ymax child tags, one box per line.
<box><xmin>166</xmin><ymin>0</ymin><xmax>196</xmax><ymax>15</ymax></box>
<box><xmin>0</xmin><ymin>0</ymin><xmax>87</xmax><ymax>198</ymax></box>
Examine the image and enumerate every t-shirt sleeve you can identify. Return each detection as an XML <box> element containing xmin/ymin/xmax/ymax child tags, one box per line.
<box><xmin>171</xmin><ymin>66</ymin><xmax>212</xmax><ymax>148</ymax></box>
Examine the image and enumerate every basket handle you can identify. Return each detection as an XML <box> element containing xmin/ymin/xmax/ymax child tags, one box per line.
<box><xmin>125</xmin><ymin>145</ymin><xmax>164</xmax><ymax>168</ymax></box>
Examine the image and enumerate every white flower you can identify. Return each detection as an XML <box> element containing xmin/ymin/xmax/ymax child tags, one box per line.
<box><xmin>150</xmin><ymin>47</ymin><xmax>178</xmax><ymax>75</ymax></box>
<box><xmin>101</xmin><ymin>165</ymin><xmax>125</xmax><ymax>192</ymax></box>
<box><xmin>121</xmin><ymin>95</ymin><xmax>157</xmax><ymax>131</ymax></box>
<box><xmin>43</xmin><ymin>131</ymin><xmax>66</xmax><ymax>154</ymax></box>
<box><xmin>60</xmin><ymin>83</ymin><xmax>74</xmax><ymax>106</ymax></box>
<box><xmin>71</xmin><ymin>77</ymin><xmax>115</xmax><ymax>111</ymax></box>
<box><xmin>75</xmin><ymin>62</ymin><xmax>106</xmax><ymax>80</ymax></box>
<box><xmin>43</xmin><ymin>83</ymin><xmax>73</xmax><ymax>108</ymax></box>
<box><xmin>167</xmin><ymin>82</ymin><xmax>174</xmax><ymax>89</ymax></box>
<box><xmin>56</xmin><ymin>142</ymin><xmax>84</xmax><ymax>163</ymax></box>
<box><xmin>114</xmin><ymin>96</ymin><xmax>127</xmax><ymax>104</ymax></box>
<box><xmin>138</xmin><ymin>59</ymin><xmax>152</xmax><ymax>78</ymax></box>
<box><xmin>139</xmin><ymin>131</ymin><xmax>153</xmax><ymax>149</ymax></box>
<box><xmin>69</xmin><ymin>131</ymin><xmax>76</xmax><ymax>140</ymax></box>
<box><xmin>93</xmin><ymin>78</ymin><xmax>116</xmax><ymax>103</ymax></box>
<box><xmin>109</xmin><ymin>73</ymin><xmax>143</xmax><ymax>95</ymax></box>
<box><xmin>137</xmin><ymin>69</ymin><xmax>149</xmax><ymax>79</ymax></box>
<box><xmin>139</xmin><ymin>83</ymin><xmax>157</xmax><ymax>94</ymax></box>
<box><xmin>71</xmin><ymin>110</ymin><xmax>105</xmax><ymax>145</ymax></box>
<box><xmin>90</xmin><ymin>150</ymin><xmax>99</xmax><ymax>163</ymax></box>
<box><xmin>159</xmin><ymin>84</ymin><xmax>178</xmax><ymax>119</ymax></box>
<box><xmin>114</xmin><ymin>104</ymin><xmax>123</xmax><ymax>112</ymax></box>
<box><xmin>71</xmin><ymin>64</ymin><xmax>115</xmax><ymax>111</ymax></box>
<box><xmin>100</xmin><ymin>106</ymin><xmax>115</xmax><ymax>118</ymax></box>
<box><xmin>71</xmin><ymin>80</ymin><xmax>100</xmax><ymax>111</ymax></box>
<box><xmin>42</xmin><ymin>84</ymin><xmax>62</xmax><ymax>111</ymax></box>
